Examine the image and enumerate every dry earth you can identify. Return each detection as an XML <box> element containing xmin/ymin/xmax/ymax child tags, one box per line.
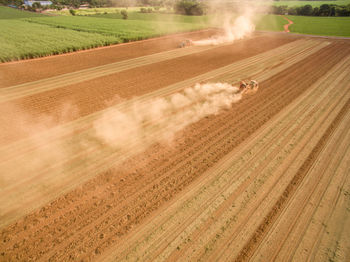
<box><xmin>0</xmin><ymin>30</ymin><xmax>349</xmax><ymax>261</ymax></box>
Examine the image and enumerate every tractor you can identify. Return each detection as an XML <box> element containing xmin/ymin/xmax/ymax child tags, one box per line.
<box><xmin>179</xmin><ymin>39</ymin><xmax>193</xmax><ymax>48</ymax></box>
<box><xmin>239</xmin><ymin>80</ymin><xmax>259</xmax><ymax>94</ymax></box>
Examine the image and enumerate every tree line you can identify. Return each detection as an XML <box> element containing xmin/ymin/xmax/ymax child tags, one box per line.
<box><xmin>1</xmin><ymin>0</ymin><xmax>350</xmax><ymax>17</ymax></box>
<box><xmin>271</xmin><ymin>4</ymin><xmax>350</xmax><ymax>16</ymax></box>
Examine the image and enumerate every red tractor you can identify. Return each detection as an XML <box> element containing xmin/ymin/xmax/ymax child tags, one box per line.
<box><xmin>239</xmin><ymin>80</ymin><xmax>259</xmax><ymax>94</ymax></box>
<box><xmin>179</xmin><ymin>39</ymin><xmax>193</xmax><ymax>48</ymax></box>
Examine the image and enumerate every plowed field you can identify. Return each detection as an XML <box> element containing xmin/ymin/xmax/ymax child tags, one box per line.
<box><xmin>0</xmin><ymin>30</ymin><xmax>349</xmax><ymax>262</ymax></box>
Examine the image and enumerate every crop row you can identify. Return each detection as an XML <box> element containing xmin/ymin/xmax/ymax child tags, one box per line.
<box><xmin>0</xmin><ymin>41</ymin><xmax>228</xmax><ymax>102</ymax></box>
<box><xmin>0</xmin><ymin>19</ymin><xmax>120</xmax><ymax>62</ymax></box>
<box><xmin>103</xmin><ymin>55</ymin><xmax>350</xmax><ymax>262</ymax></box>
<box><xmin>25</xmin><ymin>16</ymin><xmax>206</xmax><ymax>42</ymax></box>
<box><xmin>29</xmin><ymin>43</ymin><xmax>349</xmax><ymax>261</ymax></box>
<box><xmin>0</xmin><ymin>39</ymin><xmax>328</xmax><ymax>229</ymax></box>
<box><xmin>0</xmin><ymin>7</ymin><xmax>206</xmax><ymax>62</ymax></box>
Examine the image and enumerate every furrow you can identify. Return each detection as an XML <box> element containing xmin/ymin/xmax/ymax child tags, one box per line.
<box><xmin>159</xmin><ymin>58</ymin><xmax>350</xmax><ymax>262</ymax></box>
<box><xmin>231</xmin><ymin>83</ymin><xmax>350</xmax><ymax>261</ymax></box>
<box><xmin>0</xmin><ymin>38</ymin><xmax>316</xmax><ymax>155</ymax></box>
<box><xmin>6</xmin><ymin>40</ymin><xmax>330</xmax><ymax>260</ymax></box>
<box><xmin>0</xmin><ymin>40</ymin><xmax>344</xmax><ymax>261</ymax></box>
<box><xmin>0</xmin><ymin>43</ymin><xmax>228</xmax><ymax>102</ymax></box>
<box><xmin>250</xmin><ymin>109</ymin><xmax>350</xmax><ymax>261</ymax></box>
<box><xmin>98</xmin><ymin>48</ymin><xmax>349</xmax><ymax>262</ymax></box>
<box><xmin>0</xmin><ymin>39</ymin><xmax>323</xmax><ymax>168</ymax></box>
<box><xmin>0</xmin><ymin>40</ymin><xmax>324</xmax><ymax>224</ymax></box>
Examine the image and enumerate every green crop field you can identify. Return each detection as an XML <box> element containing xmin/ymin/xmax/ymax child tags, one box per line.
<box><xmin>254</xmin><ymin>14</ymin><xmax>287</xmax><ymax>31</ymax></box>
<box><xmin>90</xmin><ymin>11</ymin><xmax>210</xmax><ymax>23</ymax></box>
<box><xmin>0</xmin><ymin>19</ymin><xmax>120</xmax><ymax>62</ymax></box>
<box><xmin>0</xmin><ymin>6</ymin><xmax>42</xmax><ymax>19</ymax></box>
<box><xmin>0</xmin><ymin>7</ymin><xmax>207</xmax><ymax>62</ymax></box>
<box><xmin>45</xmin><ymin>6</ymin><xmax>159</xmax><ymax>16</ymax></box>
<box><xmin>287</xmin><ymin>15</ymin><xmax>350</xmax><ymax>36</ymax></box>
<box><xmin>1</xmin><ymin>4</ymin><xmax>349</xmax><ymax>63</ymax></box>
<box><xmin>25</xmin><ymin>16</ymin><xmax>207</xmax><ymax>41</ymax></box>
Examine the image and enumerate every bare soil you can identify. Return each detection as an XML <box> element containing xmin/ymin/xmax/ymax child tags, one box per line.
<box><xmin>0</xmin><ymin>31</ymin><xmax>349</xmax><ymax>261</ymax></box>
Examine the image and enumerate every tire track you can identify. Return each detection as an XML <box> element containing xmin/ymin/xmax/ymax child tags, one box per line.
<box><xmin>0</xmin><ymin>36</ymin><xmax>298</xmax><ymax>144</ymax></box>
<box><xmin>234</xmin><ymin>93</ymin><xmax>350</xmax><ymax>262</ymax></box>
<box><xmin>0</xmin><ymin>39</ymin><xmax>328</xmax><ymax>225</ymax></box>
<box><xmin>0</xmin><ymin>41</ymin><xmax>234</xmax><ymax>103</ymax></box>
<box><xmin>274</xmin><ymin>115</ymin><xmax>350</xmax><ymax>262</ymax></box>
<box><xmin>101</xmin><ymin>46</ymin><xmax>350</xmax><ymax>262</ymax></box>
<box><xmin>162</xmin><ymin>57</ymin><xmax>350</xmax><ymax>262</ymax></box>
<box><xmin>0</xmin><ymin>40</ymin><xmax>347</xmax><ymax>261</ymax></box>
<box><xmin>35</xmin><ymin>44</ymin><xmax>350</xmax><ymax>260</ymax></box>
<box><xmin>0</xmin><ymin>39</ymin><xmax>324</xmax><ymax>228</ymax></box>
<box><xmin>250</xmin><ymin>107</ymin><xmax>350</xmax><ymax>261</ymax></box>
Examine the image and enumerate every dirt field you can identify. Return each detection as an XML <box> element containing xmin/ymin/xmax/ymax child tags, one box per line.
<box><xmin>0</xmin><ymin>30</ymin><xmax>349</xmax><ymax>261</ymax></box>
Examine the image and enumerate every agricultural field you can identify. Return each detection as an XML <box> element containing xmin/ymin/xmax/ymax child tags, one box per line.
<box><xmin>0</xmin><ymin>19</ymin><xmax>120</xmax><ymax>62</ymax></box>
<box><xmin>44</xmin><ymin>6</ymin><xmax>164</xmax><ymax>16</ymax></box>
<box><xmin>0</xmin><ymin>5</ymin><xmax>42</xmax><ymax>18</ymax></box>
<box><xmin>0</xmin><ymin>7</ymin><xmax>210</xmax><ymax>62</ymax></box>
<box><xmin>5</xmin><ymin>5</ymin><xmax>349</xmax><ymax>63</ymax></box>
<box><xmin>24</xmin><ymin>16</ymin><xmax>207</xmax><ymax>40</ymax></box>
<box><xmin>0</xmin><ymin>28</ymin><xmax>349</xmax><ymax>262</ymax></box>
<box><xmin>287</xmin><ymin>15</ymin><xmax>350</xmax><ymax>36</ymax></box>
<box><xmin>0</xmin><ymin>6</ymin><xmax>291</xmax><ymax>62</ymax></box>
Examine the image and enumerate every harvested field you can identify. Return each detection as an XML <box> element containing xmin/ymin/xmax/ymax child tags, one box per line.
<box><xmin>0</xmin><ymin>30</ymin><xmax>349</xmax><ymax>261</ymax></box>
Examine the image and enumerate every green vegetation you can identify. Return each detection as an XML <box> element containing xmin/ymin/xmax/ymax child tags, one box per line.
<box><xmin>45</xmin><ymin>7</ymin><xmax>154</xmax><ymax>16</ymax></box>
<box><xmin>272</xmin><ymin>0</ymin><xmax>350</xmax><ymax>8</ymax></box>
<box><xmin>0</xmin><ymin>19</ymin><xmax>120</xmax><ymax>62</ymax></box>
<box><xmin>0</xmin><ymin>6</ymin><xmax>42</xmax><ymax>18</ymax></box>
<box><xmin>1</xmin><ymin>3</ymin><xmax>349</xmax><ymax>63</ymax></box>
<box><xmin>174</xmin><ymin>0</ymin><xmax>206</xmax><ymax>16</ymax></box>
<box><xmin>254</xmin><ymin>14</ymin><xmax>287</xmax><ymax>32</ymax></box>
<box><xmin>271</xmin><ymin>3</ymin><xmax>350</xmax><ymax>16</ymax></box>
<box><xmin>90</xmin><ymin>11</ymin><xmax>210</xmax><ymax>23</ymax></box>
<box><xmin>287</xmin><ymin>15</ymin><xmax>350</xmax><ymax>36</ymax></box>
<box><xmin>120</xmin><ymin>9</ymin><xmax>128</xmax><ymax>19</ymax></box>
<box><xmin>25</xmin><ymin>16</ymin><xmax>207</xmax><ymax>41</ymax></box>
<box><xmin>0</xmin><ymin>6</ymin><xmax>207</xmax><ymax>62</ymax></box>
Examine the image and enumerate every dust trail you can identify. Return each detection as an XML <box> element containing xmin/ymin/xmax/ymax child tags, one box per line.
<box><xmin>0</xmin><ymin>101</ymin><xmax>78</xmax><ymax>188</ymax></box>
<box><xmin>191</xmin><ymin>0</ymin><xmax>271</xmax><ymax>46</ymax></box>
<box><xmin>192</xmin><ymin>13</ymin><xmax>255</xmax><ymax>46</ymax></box>
<box><xmin>0</xmin><ymin>82</ymin><xmax>243</xmax><ymax>225</ymax></box>
<box><xmin>93</xmin><ymin>82</ymin><xmax>242</xmax><ymax>150</ymax></box>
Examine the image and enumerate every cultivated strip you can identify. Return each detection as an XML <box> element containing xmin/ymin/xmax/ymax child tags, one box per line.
<box><xmin>99</xmin><ymin>51</ymin><xmax>350</xmax><ymax>262</ymax></box>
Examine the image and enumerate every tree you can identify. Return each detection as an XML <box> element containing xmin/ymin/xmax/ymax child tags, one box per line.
<box><xmin>319</xmin><ymin>4</ymin><xmax>331</xmax><ymax>16</ymax></box>
<box><xmin>121</xmin><ymin>9</ymin><xmax>128</xmax><ymax>19</ymax></box>
<box><xmin>31</xmin><ymin>1</ymin><xmax>41</xmax><ymax>9</ymax></box>
<box><xmin>287</xmin><ymin>7</ymin><xmax>297</xmax><ymax>15</ymax></box>
<box><xmin>335</xmin><ymin>5</ymin><xmax>350</xmax><ymax>16</ymax></box>
<box><xmin>174</xmin><ymin>0</ymin><xmax>205</xmax><ymax>16</ymax></box>
<box><xmin>330</xmin><ymin>6</ymin><xmax>336</xmax><ymax>16</ymax></box>
<box><xmin>277</xmin><ymin>5</ymin><xmax>288</xmax><ymax>15</ymax></box>
<box><xmin>299</xmin><ymin>4</ymin><xmax>313</xmax><ymax>16</ymax></box>
<box><xmin>313</xmin><ymin>7</ymin><xmax>320</xmax><ymax>16</ymax></box>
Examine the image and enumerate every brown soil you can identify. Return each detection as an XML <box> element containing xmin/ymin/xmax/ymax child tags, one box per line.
<box><xmin>0</xmin><ymin>29</ymin><xmax>217</xmax><ymax>88</ymax></box>
<box><xmin>1</xmin><ymin>33</ymin><xmax>349</xmax><ymax>261</ymax></box>
<box><xmin>235</xmin><ymin>98</ymin><xmax>350</xmax><ymax>262</ymax></box>
<box><xmin>0</xmin><ymin>34</ymin><xmax>294</xmax><ymax>144</ymax></box>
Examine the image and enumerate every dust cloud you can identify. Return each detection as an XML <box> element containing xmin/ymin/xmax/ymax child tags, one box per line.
<box><xmin>0</xmin><ymin>82</ymin><xmax>242</xmax><ymax>188</ymax></box>
<box><xmin>93</xmin><ymin>82</ymin><xmax>242</xmax><ymax>150</ymax></box>
<box><xmin>192</xmin><ymin>13</ymin><xmax>255</xmax><ymax>46</ymax></box>
<box><xmin>192</xmin><ymin>0</ymin><xmax>270</xmax><ymax>46</ymax></box>
<box><xmin>0</xmin><ymin>101</ymin><xmax>78</xmax><ymax>188</ymax></box>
